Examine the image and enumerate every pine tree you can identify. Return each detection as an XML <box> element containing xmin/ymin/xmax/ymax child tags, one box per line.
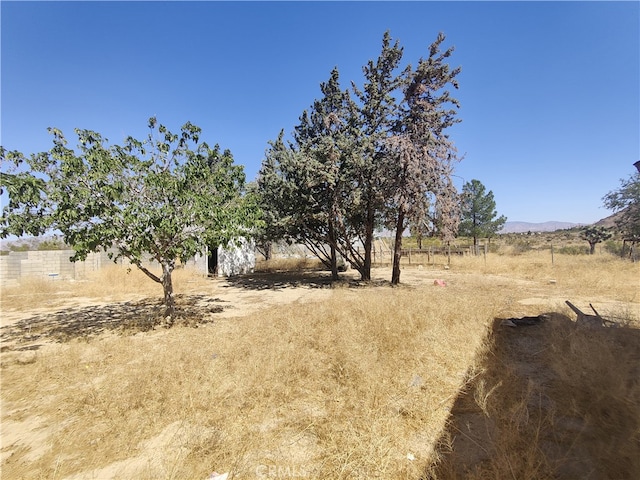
<box><xmin>458</xmin><ymin>179</ymin><xmax>507</xmax><ymax>247</ymax></box>
<box><xmin>387</xmin><ymin>33</ymin><xmax>461</xmax><ymax>285</ymax></box>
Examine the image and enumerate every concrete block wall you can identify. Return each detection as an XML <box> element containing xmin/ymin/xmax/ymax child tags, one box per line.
<box><xmin>0</xmin><ymin>245</ymin><xmax>254</xmax><ymax>285</ymax></box>
<box><xmin>0</xmin><ymin>249</ymin><xmax>116</xmax><ymax>284</ymax></box>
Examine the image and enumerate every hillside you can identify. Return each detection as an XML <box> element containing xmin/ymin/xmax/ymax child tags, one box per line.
<box><xmin>499</xmin><ymin>221</ymin><xmax>584</xmax><ymax>234</ymax></box>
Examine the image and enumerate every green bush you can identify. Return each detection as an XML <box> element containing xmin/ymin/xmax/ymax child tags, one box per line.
<box><xmin>557</xmin><ymin>245</ymin><xmax>588</xmax><ymax>255</ymax></box>
<box><xmin>604</xmin><ymin>240</ymin><xmax>624</xmax><ymax>256</ymax></box>
<box><xmin>38</xmin><ymin>239</ymin><xmax>67</xmax><ymax>250</ymax></box>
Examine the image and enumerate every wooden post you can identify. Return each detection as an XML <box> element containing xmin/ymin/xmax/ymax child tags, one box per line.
<box><xmin>409</xmin><ymin>247</ymin><xmax>411</xmax><ymax>265</ymax></box>
<box><xmin>551</xmin><ymin>243</ymin><xmax>554</xmax><ymax>264</ymax></box>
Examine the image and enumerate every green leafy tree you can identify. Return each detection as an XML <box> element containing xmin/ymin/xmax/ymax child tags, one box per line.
<box><xmin>602</xmin><ymin>171</ymin><xmax>640</xmax><ymax>239</ymax></box>
<box><xmin>580</xmin><ymin>226</ymin><xmax>613</xmax><ymax>254</ymax></box>
<box><xmin>458</xmin><ymin>179</ymin><xmax>507</xmax><ymax>247</ymax></box>
<box><xmin>1</xmin><ymin>118</ymin><xmax>258</xmax><ymax>320</ymax></box>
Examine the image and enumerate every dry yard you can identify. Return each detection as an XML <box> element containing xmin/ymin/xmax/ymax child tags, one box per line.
<box><xmin>1</xmin><ymin>252</ymin><xmax>639</xmax><ymax>479</ymax></box>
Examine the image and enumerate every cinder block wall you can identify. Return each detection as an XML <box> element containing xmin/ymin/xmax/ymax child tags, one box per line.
<box><xmin>0</xmin><ymin>245</ymin><xmax>252</xmax><ymax>285</ymax></box>
<box><xmin>0</xmin><ymin>249</ymin><xmax>122</xmax><ymax>284</ymax></box>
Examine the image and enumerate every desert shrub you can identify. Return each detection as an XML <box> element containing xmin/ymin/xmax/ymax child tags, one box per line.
<box><xmin>604</xmin><ymin>239</ymin><xmax>625</xmax><ymax>256</ymax></box>
<box><xmin>37</xmin><ymin>239</ymin><xmax>67</xmax><ymax>250</ymax></box>
<box><xmin>557</xmin><ymin>245</ymin><xmax>589</xmax><ymax>255</ymax></box>
<box><xmin>487</xmin><ymin>242</ymin><xmax>500</xmax><ymax>254</ymax></box>
<box><xmin>511</xmin><ymin>239</ymin><xmax>533</xmax><ymax>254</ymax></box>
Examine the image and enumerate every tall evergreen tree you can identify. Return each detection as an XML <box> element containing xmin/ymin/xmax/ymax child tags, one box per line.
<box><xmin>458</xmin><ymin>179</ymin><xmax>507</xmax><ymax>246</ymax></box>
<box><xmin>257</xmin><ymin>32</ymin><xmax>464</xmax><ymax>285</ymax></box>
<box><xmin>293</xmin><ymin>68</ymin><xmax>358</xmax><ymax>279</ymax></box>
<box><xmin>350</xmin><ymin>31</ymin><xmax>405</xmax><ymax>280</ymax></box>
<box><xmin>387</xmin><ymin>32</ymin><xmax>461</xmax><ymax>284</ymax></box>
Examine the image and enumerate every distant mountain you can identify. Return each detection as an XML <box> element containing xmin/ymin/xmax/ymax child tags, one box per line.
<box><xmin>594</xmin><ymin>210</ymin><xmax>624</xmax><ymax>229</ymax></box>
<box><xmin>499</xmin><ymin>221</ymin><xmax>584</xmax><ymax>233</ymax></box>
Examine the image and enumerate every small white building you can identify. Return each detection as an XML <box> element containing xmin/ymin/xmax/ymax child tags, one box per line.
<box><xmin>191</xmin><ymin>238</ymin><xmax>256</xmax><ymax>277</ymax></box>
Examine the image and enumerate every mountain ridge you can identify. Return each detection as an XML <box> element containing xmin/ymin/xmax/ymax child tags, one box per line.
<box><xmin>499</xmin><ymin>221</ymin><xmax>585</xmax><ymax>233</ymax></box>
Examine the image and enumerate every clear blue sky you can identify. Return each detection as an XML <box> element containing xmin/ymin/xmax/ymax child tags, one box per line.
<box><xmin>2</xmin><ymin>1</ymin><xmax>638</xmax><ymax>224</ymax></box>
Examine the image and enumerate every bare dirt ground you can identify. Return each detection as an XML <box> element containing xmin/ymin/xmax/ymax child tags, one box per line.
<box><xmin>1</xmin><ymin>265</ymin><xmax>639</xmax><ymax>479</ymax></box>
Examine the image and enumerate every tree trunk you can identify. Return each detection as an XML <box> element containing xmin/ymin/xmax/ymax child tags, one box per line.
<box><xmin>264</xmin><ymin>241</ymin><xmax>272</xmax><ymax>261</ymax></box>
<box><xmin>589</xmin><ymin>242</ymin><xmax>596</xmax><ymax>255</ymax></box>
<box><xmin>328</xmin><ymin>221</ymin><xmax>339</xmax><ymax>281</ymax></box>
<box><xmin>330</xmin><ymin>244</ymin><xmax>338</xmax><ymax>280</ymax></box>
<box><xmin>161</xmin><ymin>260</ymin><xmax>176</xmax><ymax>321</ymax></box>
<box><xmin>391</xmin><ymin>209</ymin><xmax>405</xmax><ymax>285</ymax></box>
<box><xmin>362</xmin><ymin>205</ymin><xmax>374</xmax><ymax>281</ymax></box>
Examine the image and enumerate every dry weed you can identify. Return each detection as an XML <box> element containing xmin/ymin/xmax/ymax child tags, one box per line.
<box><xmin>426</xmin><ymin>310</ymin><xmax>640</xmax><ymax>479</ymax></box>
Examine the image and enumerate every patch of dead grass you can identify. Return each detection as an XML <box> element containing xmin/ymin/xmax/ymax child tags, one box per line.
<box><xmin>255</xmin><ymin>257</ymin><xmax>325</xmax><ymax>273</ymax></box>
<box><xmin>1</xmin><ymin>284</ymin><xmax>498</xmax><ymax>479</ymax></box>
<box><xmin>426</xmin><ymin>310</ymin><xmax>640</xmax><ymax>479</ymax></box>
<box><xmin>1</xmin><ymin>253</ymin><xmax>639</xmax><ymax>479</ymax></box>
<box><xmin>0</xmin><ymin>265</ymin><xmax>211</xmax><ymax>313</ymax></box>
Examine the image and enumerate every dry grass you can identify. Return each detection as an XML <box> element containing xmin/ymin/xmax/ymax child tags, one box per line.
<box><xmin>1</xmin><ymin>251</ymin><xmax>639</xmax><ymax>479</ymax></box>
<box><xmin>1</xmin><ymin>287</ymin><xmax>495</xmax><ymax>479</ymax></box>
<box><xmin>255</xmin><ymin>257</ymin><xmax>325</xmax><ymax>273</ymax></box>
<box><xmin>0</xmin><ymin>265</ymin><xmax>209</xmax><ymax>311</ymax></box>
<box><xmin>444</xmin><ymin>250</ymin><xmax>640</xmax><ymax>303</ymax></box>
<box><xmin>426</xmin><ymin>312</ymin><xmax>640</xmax><ymax>479</ymax></box>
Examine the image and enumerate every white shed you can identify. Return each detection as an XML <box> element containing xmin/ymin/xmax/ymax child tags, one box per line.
<box><xmin>191</xmin><ymin>238</ymin><xmax>255</xmax><ymax>277</ymax></box>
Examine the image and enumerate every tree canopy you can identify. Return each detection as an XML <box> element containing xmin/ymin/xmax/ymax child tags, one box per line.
<box><xmin>602</xmin><ymin>171</ymin><xmax>640</xmax><ymax>239</ymax></box>
<box><xmin>1</xmin><ymin>118</ymin><xmax>259</xmax><ymax>319</ymax></box>
<box><xmin>580</xmin><ymin>226</ymin><xmax>612</xmax><ymax>254</ymax></box>
<box><xmin>458</xmin><ymin>179</ymin><xmax>507</xmax><ymax>246</ymax></box>
<box><xmin>257</xmin><ymin>31</ymin><xmax>462</xmax><ymax>284</ymax></box>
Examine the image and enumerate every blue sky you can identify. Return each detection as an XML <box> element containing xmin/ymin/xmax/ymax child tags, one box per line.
<box><xmin>2</xmin><ymin>1</ymin><xmax>638</xmax><ymax>224</ymax></box>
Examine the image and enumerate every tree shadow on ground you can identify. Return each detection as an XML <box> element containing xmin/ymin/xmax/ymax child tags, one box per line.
<box><xmin>0</xmin><ymin>295</ymin><xmax>228</xmax><ymax>352</ymax></box>
<box><xmin>425</xmin><ymin>312</ymin><xmax>640</xmax><ymax>479</ymax></box>
<box><xmin>223</xmin><ymin>270</ymin><xmax>391</xmax><ymax>291</ymax></box>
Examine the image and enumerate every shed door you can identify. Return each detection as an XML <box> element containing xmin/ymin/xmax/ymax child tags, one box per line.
<box><xmin>207</xmin><ymin>246</ymin><xmax>218</xmax><ymax>276</ymax></box>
